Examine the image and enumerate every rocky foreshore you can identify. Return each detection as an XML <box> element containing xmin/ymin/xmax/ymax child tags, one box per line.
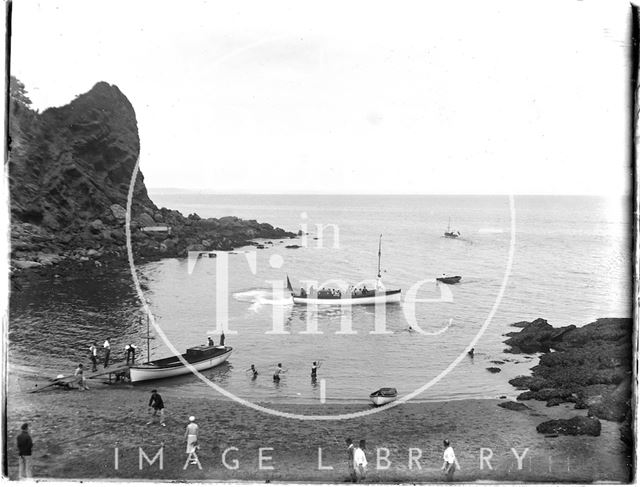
<box><xmin>503</xmin><ymin>317</ymin><xmax>632</xmax><ymax>443</ymax></box>
<box><xmin>9</xmin><ymin>79</ymin><xmax>297</xmax><ymax>285</ymax></box>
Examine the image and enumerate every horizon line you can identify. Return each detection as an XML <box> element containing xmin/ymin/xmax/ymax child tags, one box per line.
<box><xmin>148</xmin><ymin>188</ymin><xmax>631</xmax><ymax>197</ymax></box>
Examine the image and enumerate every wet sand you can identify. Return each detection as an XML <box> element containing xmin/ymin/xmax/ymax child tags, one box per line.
<box><xmin>6</xmin><ymin>365</ymin><xmax>632</xmax><ymax>482</ymax></box>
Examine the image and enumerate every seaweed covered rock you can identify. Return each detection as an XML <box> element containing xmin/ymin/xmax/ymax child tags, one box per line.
<box><xmin>504</xmin><ymin>318</ymin><xmax>576</xmax><ymax>353</ymax></box>
<box><xmin>536</xmin><ymin>416</ymin><xmax>601</xmax><ymax>436</ymax></box>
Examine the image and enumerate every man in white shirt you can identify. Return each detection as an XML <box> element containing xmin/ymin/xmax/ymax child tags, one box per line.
<box><xmin>441</xmin><ymin>439</ymin><xmax>456</xmax><ymax>481</ymax></box>
<box><xmin>89</xmin><ymin>342</ymin><xmax>98</xmax><ymax>372</ymax></box>
<box><xmin>103</xmin><ymin>338</ymin><xmax>111</xmax><ymax>368</ymax></box>
<box><xmin>353</xmin><ymin>440</ymin><xmax>367</xmax><ymax>482</ymax></box>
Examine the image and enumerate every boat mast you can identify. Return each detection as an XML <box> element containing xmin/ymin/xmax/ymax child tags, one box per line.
<box><xmin>377</xmin><ymin>234</ymin><xmax>382</xmax><ymax>278</ymax></box>
<box><xmin>147</xmin><ymin>314</ymin><xmax>150</xmax><ymax>363</ymax></box>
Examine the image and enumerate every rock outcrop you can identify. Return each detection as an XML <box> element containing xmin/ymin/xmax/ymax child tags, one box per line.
<box><xmin>8</xmin><ymin>78</ymin><xmax>296</xmax><ymax>277</ymax></box>
<box><xmin>505</xmin><ymin>318</ymin><xmax>632</xmax><ymax>443</ymax></box>
<box><xmin>536</xmin><ymin>416</ymin><xmax>602</xmax><ymax>437</ymax></box>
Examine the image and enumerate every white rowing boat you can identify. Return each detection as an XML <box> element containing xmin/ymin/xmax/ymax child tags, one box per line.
<box><xmin>370</xmin><ymin>387</ymin><xmax>398</xmax><ymax>406</ymax></box>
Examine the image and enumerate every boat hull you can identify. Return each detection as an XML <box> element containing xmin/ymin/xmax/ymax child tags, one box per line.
<box><xmin>436</xmin><ymin>276</ymin><xmax>462</xmax><ymax>284</ymax></box>
<box><xmin>292</xmin><ymin>289</ymin><xmax>401</xmax><ymax>306</ymax></box>
<box><xmin>370</xmin><ymin>395</ymin><xmax>397</xmax><ymax>406</ymax></box>
<box><xmin>369</xmin><ymin>387</ymin><xmax>398</xmax><ymax>406</ymax></box>
<box><xmin>129</xmin><ymin>348</ymin><xmax>233</xmax><ymax>383</ymax></box>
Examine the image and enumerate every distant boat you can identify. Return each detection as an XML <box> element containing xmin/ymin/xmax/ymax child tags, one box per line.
<box><xmin>370</xmin><ymin>387</ymin><xmax>398</xmax><ymax>406</ymax></box>
<box><xmin>129</xmin><ymin>345</ymin><xmax>232</xmax><ymax>383</ymax></box>
<box><xmin>444</xmin><ymin>218</ymin><xmax>461</xmax><ymax>238</ymax></box>
<box><xmin>436</xmin><ymin>275</ymin><xmax>462</xmax><ymax>284</ymax></box>
<box><xmin>287</xmin><ymin>234</ymin><xmax>401</xmax><ymax>305</ymax></box>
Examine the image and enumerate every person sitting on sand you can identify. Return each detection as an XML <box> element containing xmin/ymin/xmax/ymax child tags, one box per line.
<box><xmin>208</xmin><ymin>336</ymin><xmax>214</xmax><ymax>346</ymax></box>
<box><xmin>273</xmin><ymin>363</ymin><xmax>286</xmax><ymax>382</ymax></box>
<box><xmin>353</xmin><ymin>440</ymin><xmax>367</xmax><ymax>482</ymax></box>
<box><xmin>441</xmin><ymin>439</ymin><xmax>456</xmax><ymax>481</ymax></box>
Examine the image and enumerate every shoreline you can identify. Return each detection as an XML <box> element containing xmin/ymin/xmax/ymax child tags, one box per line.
<box><xmin>6</xmin><ymin>364</ymin><xmax>632</xmax><ymax>482</ymax></box>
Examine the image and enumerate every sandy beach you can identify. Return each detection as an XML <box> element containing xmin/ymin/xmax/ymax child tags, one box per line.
<box><xmin>6</xmin><ymin>364</ymin><xmax>632</xmax><ymax>483</ymax></box>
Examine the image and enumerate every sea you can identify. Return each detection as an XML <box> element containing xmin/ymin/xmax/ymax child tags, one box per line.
<box><xmin>9</xmin><ymin>195</ymin><xmax>632</xmax><ymax>406</ymax></box>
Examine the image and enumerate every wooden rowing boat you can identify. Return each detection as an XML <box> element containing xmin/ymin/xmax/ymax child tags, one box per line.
<box><xmin>370</xmin><ymin>387</ymin><xmax>398</xmax><ymax>406</ymax></box>
<box><xmin>129</xmin><ymin>345</ymin><xmax>232</xmax><ymax>383</ymax></box>
<box><xmin>436</xmin><ymin>275</ymin><xmax>462</xmax><ymax>284</ymax></box>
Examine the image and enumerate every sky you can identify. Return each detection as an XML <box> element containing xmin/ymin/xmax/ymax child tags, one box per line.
<box><xmin>9</xmin><ymin>0</ymin><xmax>633</xmax><ymax>195</ymax></box>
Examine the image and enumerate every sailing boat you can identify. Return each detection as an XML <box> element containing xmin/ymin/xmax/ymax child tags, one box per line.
<box><xmin>128</xmin><ymin>315</ymin><xmax>233</xmax><ymax>383</ymax></box>
<box><xmin>444</xmin><ymin>217</ymin><xmax>460</xmax><ymax>238</ymax></box>
<box><xmin>287</xmin><ymin>234</ymin><xmax>401</xmax><ymax>305</ymax></box>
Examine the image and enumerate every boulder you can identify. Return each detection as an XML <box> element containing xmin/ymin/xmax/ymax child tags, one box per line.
<box><xmin>89</xmin><ymin>219</ymin><xmax>104</xmax><ymax>234</ymax></box>
<box><xmin>536</xmin><ymin>416</ymin><xmax>601</xmax><ymax>436</ymax></box>
<box><xmin>12</xmin><ymin>260</ymin><xmax>43</xmax><ymax>269</ymax></box>
<box><xmin>136</xmin><ymin>213</ymin><xmax>155</xmax><ymax>228</ymax></box>
<box><xmin>110</xmin><ymin>204</ymin><xmax>127</xmax><ymax>221</ymax></box>
<box><xmin>486</xmin><ymin>367</ymin><xmax>501</xmax><ymax>373</ymax></box>
<box><xmin>498</xmin><ymin>401</ymin><xmax>530</xmax><ymax>411</ymax></box>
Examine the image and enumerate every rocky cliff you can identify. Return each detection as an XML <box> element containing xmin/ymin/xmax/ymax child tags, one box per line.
<box><xmin>9</xmin><ymin>78</ymin><xmax>296</xmax><ymax>274</ymax></box>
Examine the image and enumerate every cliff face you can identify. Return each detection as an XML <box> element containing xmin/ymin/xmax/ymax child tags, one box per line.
<box><xmin>9</xmin><ymin>81</ymin><xmax>155</xmax><ymax>230</ymax></box>
<box><xmin>9</xmin><ymin>79</ymin><xmax>295</xmax><ymax>272</ymax></box>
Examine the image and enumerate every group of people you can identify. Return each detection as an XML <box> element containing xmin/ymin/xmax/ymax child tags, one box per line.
<box><xmin>207</xmin><ymin>332</ymin><xmax>225</xmax><ymax>347</ymax></box>
<box><xmin>345</xmin><ymin>438</ymin><xmax>456</xmax><ymax>482</ymax></box>
<box><xmin>245</xmin><ymin>361</ymin><xmax>321</xmax><ymax>382</ymax></box>
<box><xmin>87</xmin><ymin>338</ymin><xmax>138</xmax><ymax>372</ymax></box>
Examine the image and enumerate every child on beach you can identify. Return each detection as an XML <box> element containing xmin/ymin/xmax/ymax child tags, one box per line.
<box><xmin>353</xmin><ymin>440</ymin><xmax>367</xmax><ymax>482</ymax></box>
<box><xmin>441</xmin><ymin>439</ymin><xmax>456</xmax><ymax>481</ymax></box>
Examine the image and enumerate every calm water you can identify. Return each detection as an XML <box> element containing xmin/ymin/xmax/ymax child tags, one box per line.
<box><xmin>9</xmin><ymin>195</ymin><xmax>631</xmax><ymax>405</ymax></box>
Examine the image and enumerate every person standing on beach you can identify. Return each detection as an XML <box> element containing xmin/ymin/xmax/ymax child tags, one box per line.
<box><xmin>185</xmin><ymin>416</ymin><xmax>199</xmax><ymax>464</ymax></box>
<box><xmin>103</xmin><ymin>338</ymin><xmax>111</xmax><ymax>368</ymax></box>
<box><xmin>147</xmin><ymin>389</ymin><xmax>166</xmax><ymax>426</ymax></box>
<box><xmin>273</xmin><ymin>363</ymin><xmax>286</xmax><ymax>382</ymax></box>
<box><xmin>89</xmin><ymin>342</ymin><xmax>98</xmax><ymax>372</ymax></box>
<box><xmin>353</xmin><ymin>440</ymin><xmax>367</xmax><ymax>482</ymax></box>
<box><xmin>345</xmin><ymin>438</ymin><xmax>356</xmax><ymax>482</ymax></box>
<box><xmin>17</xmin><ymin>423</ymin><xmax>33</xmax><ymax>479</ymax></box>
<box><xmin>220</xmin><ymin>332</ymin><xmax>225</xmax><ymax>346</ymax></box>
<box><xmin>125</xmin><ymin>344</ymin><xmax>137</xmax><ymax>364</ymax></box>
<box><xmin>441</xmin><ymin>439</ymin><xmax>456</xmax><ymax>481</ymax></box>
<box><xmin>74</xmin><ymin>364</ymin><xmax>89</xmax><ymax>390</ymax></box>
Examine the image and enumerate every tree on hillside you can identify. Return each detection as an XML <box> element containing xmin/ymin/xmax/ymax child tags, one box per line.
<box><xmin>9</xmin><ymin>76</ymin><xmax>32</xmax><ymax>107</ymax></box>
